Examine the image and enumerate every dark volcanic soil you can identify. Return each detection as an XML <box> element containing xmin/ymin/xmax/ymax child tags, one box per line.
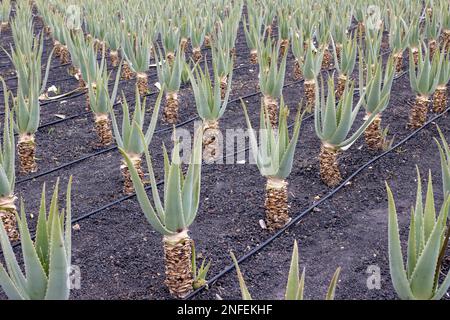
<box><xmin>0</xmin><ymin>15</ymin><xmax>449</xmax><ymax>301</ymax></box>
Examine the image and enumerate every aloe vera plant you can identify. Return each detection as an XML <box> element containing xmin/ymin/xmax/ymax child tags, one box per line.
<box><xmin>189</xmin><ymin>16</ymin><xmax>206</xmax><ymax>62</ymax></box>
<box><xmin>278</xmin><ymin>9</ymin><xmax>291</xmax><ymax>56</ymax></box>
<box><xmin>160</xmin><ymin>19</ymin><xmax>181</xmax><ymax>65</ymax></box>
<box><xmin>388</xmin><ymin>15</ymin><xmax>410</xmax><ymax>73</ymax></box>
<box><xmin>243</xmin><ymin>3</ymin><xmax>263</xmax><ymax>64</ymax></box>
<box><xmin>0</xmin><ymin>80</ymin><xmax>17</xmax><ymax>241</ymax></box>
<box><xmin>359</xmin><ymin>55</ymin><xmax>395</xmax><ymax>151</ymax></box>
<box><xmin>243</xmin><ymin>99</ymin><xmax>302</xmax><ymax>230</ymax></box>
<box><xmin>0</xmin><ymin>0</ymin><xmax>11</xmax><ymax>31</ymax></box>
<box><xmin>424</xmin><ymin>8</ymin><xmax>442</xmax><ymax>57</ymax></box>
<box><xmin>316</xmin><ymin>12</ymin><xmax>332</xmax><ymax>69</ymax></box>
<box><xmin>290</xmin><ymin>26</ymin><xmax>305</xmax><ymax>81</ymax></box>
<box><xmin>441</xmin><ymin>1</ymin><xmax>450</xmax><ymax>51</ymax></box>
<box><xmin>332</xmin><ymin>34</ymin><xmax>358</xmax><ymax>99</ymax></box>
<box><xmin>386</xmin><ymin>170</ymin><xmax>450</xmax><ymax>300</ymax></box>
<box><xmin>432</xmin><ymin>52</ymin><xmax>450</xmax><ymax>114</ymax></box>
<box><xmin>258</xmin><ymin>40</ymin><xmax>287</xmax><ymax>128</ymax></box>
<box><xmin>64</xmin><ymin>29</ymin><xmax>97</xmax><ymax>89</ymax></box>
<box><xmin>120</xmin><ymin>126</ymin><xmax>203</xmax><ymax>298</ymax></box>
<box><xmin>231</xmin><ymin>240</ymin><xmax>341</xmax><ymax>299</ymax></box>
<box><xmin>122</xmin><ymin>30</ymin><xmax>152</xmax><ymax>96</ymax></box>
<box><xmin>104</xmin><ymin>20</ymin><xmax>122</xmax><ymax>67</ymax></box>
<box><xmin>189</xmin><ymin>61</ymin><xmax>232</xmax><ymax>163</ymax></box>
<box><xmin>315</xmin><ymin>77</ymin><xmax>384</xmax><ymax>187</ymax></box>
<box><xmin>303</xmin><ymin>43</ymin><xmax>324</xmax><ymax>110</ymax></box>
<box><xmin>0</xmin><ymin>178</ymin><xmax>73</xmax><ymax>300</ymax></box>
<box><xmin>211</xmin><ymin>36</ymin><xmax>234</xmax><ymax>100</ymax></box>
<box><xmin>191</xmin><ymin>244</ymin><xmax>211</xmax><ymax>290</ymax></box>
<box><xmin>110</xmin><ymin>86</ymin><xmax>162</xmax><ymax>194</ymax></box>
<box><xmin>408</xmin><ymin>18</ymin><xmax>421</xmax><ymax>65</ymax></box>
<box><xmin>408</xmin><ymin>44</ymin><xmax>443</xmax><ymax>128</ymax></box>
<box><xmin>86</xmin><ymin>57</ymin><xmax>122</xmax><ymax>145</ymax></box>
<box><xmin>155</xmin><ymin>46</ymin><xmax>184</xmax><ymax>124</ymax></box>
<box><xmin>8</xmin><ymin>36</ymin><xmax>53</xmax><ymax>174</ymax></box>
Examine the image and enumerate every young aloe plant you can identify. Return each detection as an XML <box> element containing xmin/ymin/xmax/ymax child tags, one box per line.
<box><xmin>243</xmin><ymin>4</ymin><xmax>263</xmax><ymax>64</ymax></box>
<box><xmin>330</xmin><ymin>4</ymin><xmax>352</xmax><ymax>63</ymax></box>
<box><xmin>191</xmin><ymin>244</ymin><xmax>211</xmax><ymax>290</ymax></box>
<box><xmin>104</xmin><ymin>20</ymin><xmax>122</xmax><ymax>67</ymax></box>
<box><xmin>120</xmin><ymin>127</ymin><xmax>203</xmax><ymax>298</ymax></box>
<box><xmin>386</xmin><ymin>170</ymin><xmax>450</xmax><ymax>300</ymax></box>
<box><xmin>359</xmin><ymin>55</ymin><xmax>395</xmax><ymax>151</ymax></box>
<box><xmin>388</xmin><ymin>15</ymin><xmax>410</xmax><ymax>73</ymax></box>
<box><xmin>64</xmin><ymin>29</ymin><xmax>97</xmax><ymax>89</ymax></box>
<box><xmin>0</xmin><ymin>0</ymin><xmax>11</xmax><ymax>31</ymax></box>
<box><xmin>290</xmin><ymin>26</ymin><xmax>305</xmax><ymax>80</ymax></box>
<box><xmin>332</xmin><ymin>34</ymin><xmax>358</xmax><ymax>99</ymax></box>
<box><xmin>231</xmin><ymin>240</ymin><xmax>341</xmax><ymax>300</ymax></box>
<box><xmin>408</xmin><ymin>45</ymin><xmax>443</xmax><ymax>129</ymax></box>
<box><xmin>0</xmin><ymin>178</ymin><xmax>73</xmax><ymax>300</ymax></box>
<box><xmin>315</xmin><ymin>77</ymin><xmax>384</xmax><ymax>187</ymax></box>
<box><xmin>189</xmin><ymin>16</ymin><xmax>206</xmax><ymax>62</ymax></box>
<box><xmin>258</xmin><ymin>40</ymin><xmax>288</xmax><ymax>128</ymax></box>
<box><xmin>432</xmin><ymin>52</ymin><xmax>450</xmax><ymax>114</ymax></box>
<box><xmin>122</xmin><ymin>31</ymin><xmax>152</xmax><ymax>96</ymax></box>
<box><xmin>86</xmin><ymin>57</ymin><xmax>121</xmax><ymax>146</ymax></box>
<box><xmin>303</xmin><ymin>43</ymin><xmax>324</xmax><ymax>111</ymax></box>
<box><xmin>316</xmin><ymin>12</ymin><xmax>332</xmax><ymax>69</ymax></box>
<box><xmin>408</xmin><ymin>18</ymin><xmax>421</xmax><ymax>65</ymax></box>
<box><xmin>179</xmin><ymin>16</ymin><xmax>191</xmax><ymax>52</ymax></box>
<box><xmin>0</xmin><ymin>80</ymin><xmax>17</xmax><ymax>241</ymax></box>
<box><xmin>189</xmin><ymin>61</ymin><xmax>232</xmax><ymax>162</ymax></box>
<box><xmin>155</xmin><ymin>46</ymin><xmax>184</xmax><ymax>124</ymax></box>
<box><xmin>10</xmin><ymin>44</ymin><xmax>53</xmax><ymax>174</ymax></box>
<box><xmin>211</xmin><ymin>37</ymin><xmax>234</xmax><ymax>100</ymax></box>
<box><xmin>441</xmin><ymin>2</ymin><xmax>450</xmax><ymax>51</ymax></box>
<box><xmin>110</xmin><ymin>86</ymin><xmax>162</xmax><ymax>194</ymax></box>
<box><xmin>160</xmin><ymin>19</ymin><xmax>181</xmax><ymax>65</ymax></box>
<box><xmin>424</xmin><ymin>10</ymin><xmax>442</xmax><ymax>57</ymax></box>
<box><xmin>243</xmin><ymin>99</ymin><xmax>302</xmax><ymax>230</ymax></box>
<box><xmin>278</xmin><ymin>9</ymin><xmax>291</xmax><ymax>56</ymax></box>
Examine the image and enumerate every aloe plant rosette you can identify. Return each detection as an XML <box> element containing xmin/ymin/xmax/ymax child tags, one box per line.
<box><xmin>243</xmin><ymin>100</ymin><xmax>302</xmax><ymax>230</ymax></box>
<box><xmin>155</xmin><ymin>47</ymin><xmax>184</xmax><ymax>124</ymax></box>
<box><xmin>315</xmin><ymin>77</ymin><xmax>385</xmax><ymax>187</ymax></box>
<box><xmin>110</xmin><ymin>87</ymin><xmax>162</xmax><ymax>194</ymax></box>
<box><xmin>122</xmin><ymin>31</ymin><xmax>152</xmax><ymax>96</ymax></box>
<box><xmin>120</xmin><ymin>127</ymin><xmax>203</xmax><ymax>298</ymax></box>
<box><xmin>408</xmin><ymin>45</ymin><xmax>443</xmax><ymax>128</ymax></box>
<box><xmin>359</xmin><ymin>55</ymin><xmax>395</xmax><ymax>150</ymax></box>
<box><xmin>258</xmin><ymin>40</ymin><xmax>287</xmax><ymax>128</ymax></box>
<box><xmin>87</xmin><ymin>58</ymin><xmax>121</xmax><ymax>145</ymax></box>
<box><xmin>432</xmin><ymin>52</ymin><xmax>450</xmax><ymax>114</ymax></box>
<box><xmin>388</xmin><ymin>16</ymin><xmax>409</xmax><ymax>73</ymax></box>
<box><xmin>386</xmin><ymin>170</ymin><xmax>450</xmax><ymax>300</ymax></box>
<box><xmin>303</xmin><ymin>43</ymin><xmax>324</xmax><ymax>110</ymax></box>
<box><xmin>0</xmin><ymin>81</ymin><xmax>17</xmax><ymax>241</ymax></box>
<box><xmin>332</xmin><ymin>34</ymin><xmax>357</xmax><ymax>100</ymax></box>
<box><xmin>189</xmin><ymin>62</ymin><xmax>232</xmax><ymax>162</ymax></box>
<box><xmin>0</xmin><ymin>0</ymin><xmax>11</xmax><ymax>32</ymax></box>
<box><xmin>0</xmin><ymin>178</ymin><xmax>73</xmax><ymax>300</ymax></box>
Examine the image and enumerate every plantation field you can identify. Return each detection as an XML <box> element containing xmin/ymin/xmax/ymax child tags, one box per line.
<box><xmin>0</xmin><ymin>0</ymin><xmax>449</xmax><ymax>302</ymax></box>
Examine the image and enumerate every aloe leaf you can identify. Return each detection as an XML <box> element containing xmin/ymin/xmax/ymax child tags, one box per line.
<box><xmin>386</xmin><ymin>183</ymin><xmax>415</xmax><ymax>300</ymax></box>
<box><xmin>230</xmin><ymin>252</ymin><xmax>252</xmax><ymax>300</ymax></box>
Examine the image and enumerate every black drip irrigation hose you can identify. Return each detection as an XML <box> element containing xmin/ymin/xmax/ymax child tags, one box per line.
<box><xmin>184</xmin><ymin>103</ymin><xmax>450</xmax><ymax>300</ymax></box>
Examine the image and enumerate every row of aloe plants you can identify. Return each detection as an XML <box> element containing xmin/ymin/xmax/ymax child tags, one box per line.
<box><xmin>0</xmin><ymin>0</ymin><xmax>449</xmax><ymax>300</ymax></box>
